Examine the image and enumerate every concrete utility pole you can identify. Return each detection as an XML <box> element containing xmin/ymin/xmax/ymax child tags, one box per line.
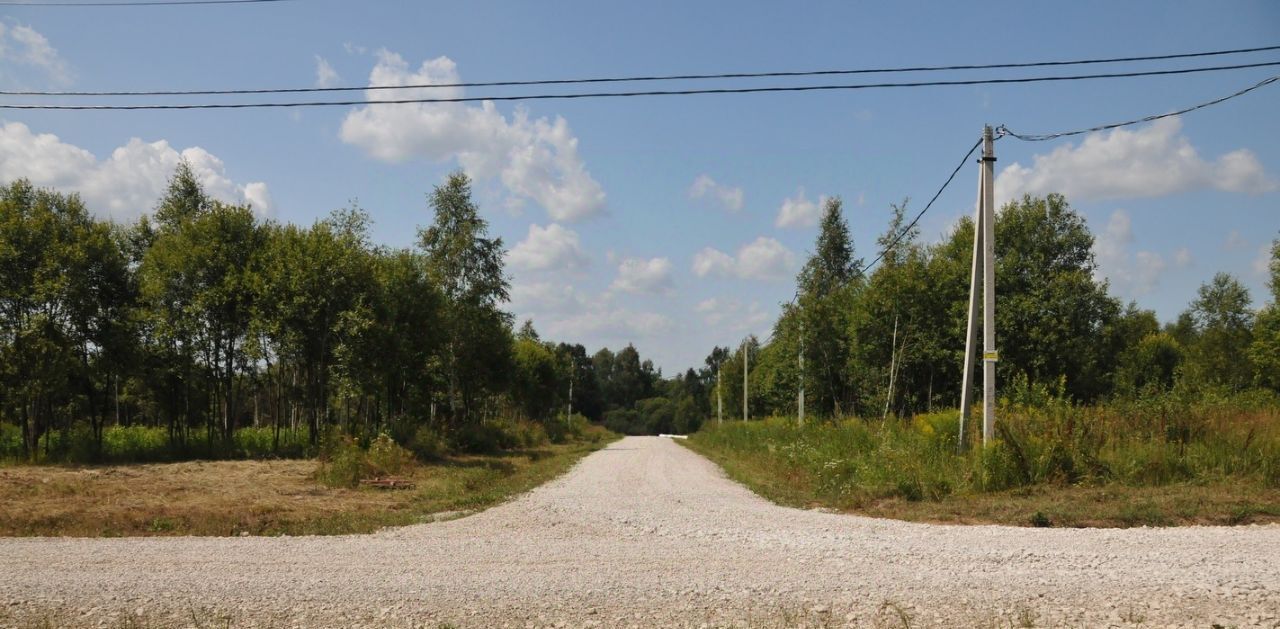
<box><xmin>742</xmin><ymin>338</ymin><xmax>749</xmax><ymax>422</ymax></box>
<box><xmin>958</xmin><ymin>144</ymin><xmax>984</xmax><ymax>449</ymax></box>
<box><xmin>959</xmin><ymin>125</ymin><xmax>999</xmax><ymax>447</ymax></box>
<box><xmin>717</xmin><ymin>365</ymin><xmax>723</xmax><ymax>424</ymax></box>
<box><xmin>797</xmin><ymin>321</ymin><xmax>805</xmax><ymax>426</ymax></box>
<box><xmin>981</xmin><ymin>125</ymin><xmax>997</xmax><ymax>445</ymax></box>
<box><xmin>566</xmin><ymin>367</ymin><xmax>574</xmax><ymax>421</ymax></box>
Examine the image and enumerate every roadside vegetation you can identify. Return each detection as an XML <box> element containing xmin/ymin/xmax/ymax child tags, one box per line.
<box><xmin>1</xmin><ymin>418</ymin><xmax>613</xmax><ymax>537</ymax></box>
<box><xmin>687</xmin><ymin>390</ymin><xmax>1280</xmax><ymax>527</ymax></box>
<box><xmin>685</xmin><ymin>193</ymin><xmax>1280</xmax><ymax>527</ymax></box>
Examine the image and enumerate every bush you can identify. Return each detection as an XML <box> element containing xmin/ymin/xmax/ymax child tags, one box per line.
<box><xmin>317</xmin><ymin>430</ymin><xmax>415</xmax><ymax>488</ymax></box>
<box><xmin>407</xmin><ymin>425</ymin><xmax>448</xmax><ymax>461</ymax></box>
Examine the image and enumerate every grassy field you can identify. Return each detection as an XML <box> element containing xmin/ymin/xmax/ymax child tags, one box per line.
<box><xmin>685</xmin><ymin>393</ymin><xmax>1280</xmax><ymax>528</ymax></box>
<box><xmin>0</xmin><ymin>437</ymin><xmax>614</xmax><ymax>537</ymax></box>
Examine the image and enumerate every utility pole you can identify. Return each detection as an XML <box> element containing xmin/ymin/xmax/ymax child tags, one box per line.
<box><xmin>981</xmin><ymin>125</ymin><xmax>997</xmax><ymax>445</ymax></box>
<box><xmin>566</xmin><ymin>366</ymin><xmax>574</xmax><ymax>422</ymax></box>
<box><xmin>797</xmin><ymin>321</ymin><xmax>805</xmax><ymax>426</ymax></box>
<box><xmin>959</xmin><ymin>125</ymin><xmax>999</xmax><ymax>448</ymax></box>
<box><xmin>958</xmin><ymin>143</ymin><xmax>984</xmax><ymax>449</ymax></box>
<box><xmin>883</xmin><ymin>314</ymin><xmax>899</xmax><ymax>421</ymax></box>
<box><xmin>742</xmin><ymin>338</ymin><xmax>749</xmax><ymax>422</ymax></box>
<box><xmin>716</xmin><ymin>364</ymin><xmax>723</xmax><ymax>424</ymax></box>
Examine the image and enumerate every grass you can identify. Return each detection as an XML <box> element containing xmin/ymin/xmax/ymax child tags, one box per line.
<box><xmin>685</xmin><ymin>391</ymin><xmax>1280</xmax><ymax>528</ymax></box>
<box><xmin>0</xmin><ymin>433</ymin><xmax>615</xmax><ymax>537</ymax></box>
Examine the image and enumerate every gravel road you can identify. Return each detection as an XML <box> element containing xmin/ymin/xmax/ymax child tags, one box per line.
<box><xmin>2</xmin><ymin>435</ymin><xmax>1277</xmax><ymax>628</ymax></box>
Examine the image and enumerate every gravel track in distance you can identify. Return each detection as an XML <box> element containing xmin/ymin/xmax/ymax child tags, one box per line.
<box><xmin>2</xmin><ymin>435</ymin><xmax>1278</xmax><ymax>628</ymax></box>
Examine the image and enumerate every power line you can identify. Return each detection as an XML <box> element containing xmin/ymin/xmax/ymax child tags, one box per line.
<box><xmin>0</xmin><ymin>0</ymin><xmax>292</xmax><ymax>6</ymax></box>
<box><xmin>4</xmin><ymin>43</ymin><xmax>1278</xmax><ymax>97</ymax></box>
<box><xmin>4</xmin><ymin>60</ymin><xmax>1279</xmax><ymax>110</ymax></box>
<box><xmin>999</xmin><ymin>75</ymin><xmax>1279</xmax><ymax>141</ymax></box>
<box><xmin>859</xmin><ymin>138</ymin><xmax>984</xmax><ymax>275</ymax></box>
<box><xmin>780</xmin><ymin>136</ymin><xmax>983</xmax><ymax>318</ymax></box>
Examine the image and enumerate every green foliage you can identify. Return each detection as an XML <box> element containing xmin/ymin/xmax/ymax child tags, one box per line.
<box><xmin>317</xmin><ymin>430</ymin><xmax>415</xmax><ymax>488</ymax></box>
<box><xmin>690</xmin><ymin>390</ymin><xmax>1280</xmax><ymax>506</ymax></box>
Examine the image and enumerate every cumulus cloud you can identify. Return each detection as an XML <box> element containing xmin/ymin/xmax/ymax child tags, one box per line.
<box><xmin>314</xmin><ymin>55</ymin><xmax>340</xmax><ymax>88</ymax></box>
<box><xmin>507</xmin><ymin>223</ymin><xmax>589</xmax><ymax>272</ymax></box>
<box><xmin>339</xmin><ymin>50</ymin><xmax>605</xmax><ymax>222</ymax></box>
<box><xmin>693</xmin><ymin>236</ymin><xmax>797</xmax><ymax>281</ymax></box>
<box><xmin>611</xmin><ymin>256</ymin><xmax>674</xmax><ymax>295</ymax></box>
<box><xmin>0</xmin><ymin>21</ymin><xmax>72</xmax><ymax>85</ymax></box>
<box><xmin>510</xmin><ymin>282</ymin><xmax>674</xmax><ymax>341</ymax></box>
<box><xmin>694</xmin><ymin>297</ymin><xmax>770</xmax><ymax>333</ymax></box>
<box><xmin>1093</xmin><ymin>209</ymin><xmax>1170</xmax><ymax>297</ymax></box>
<box><xmin>775</xmin><ymin>188</ymin><xmax>825</xmax><ymax>228</ymax></box>
<box><xmin>996</xmin><ymin>117</ymin><xmax>1276</xmax><ymax>205</ymax></box>
<box><xmin>0</xmin><ymin>121</ymin><xmax>271</xmax><ymax>219</ymax></box>
<box><xmin>689</xmin><ymin>174</ymin><xmax>744</xmax><ymax>212</ymax></box>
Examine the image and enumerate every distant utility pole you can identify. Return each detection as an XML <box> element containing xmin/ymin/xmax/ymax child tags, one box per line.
<box><xmin>797</xmin><ymin>321</ymin><xmax>805</xmax><ymax>426</ymax></box>
<box><xmin>742</xmin><ymin>337</ymin><xmax>749</xmax><ymax>422</ymax></box>
<box><xmin>717</xmin><ymin>365</ymin><xmax>723</xmax><ymax>424</ymax></box>
<box><xmin>566</xmin><ymin>367</ymin><xmax>574</xmax><ymax>422</ymax></box>
<box><xmin>958</xmin><ymin>125</ymin><xmax>998</xmax><ymax>448</ymax></box>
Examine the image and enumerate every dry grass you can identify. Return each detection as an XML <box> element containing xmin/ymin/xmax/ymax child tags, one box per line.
<box><xmin>0</xmin><ymin>439</ymin><xmax>612</xmax><ymax>537</ymax></box>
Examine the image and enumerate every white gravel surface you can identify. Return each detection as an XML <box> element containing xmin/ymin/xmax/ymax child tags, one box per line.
<box><xmin>2</xmin><ymin>435</ymin><xmax>1278</xmax><ymax>628</ymax></box>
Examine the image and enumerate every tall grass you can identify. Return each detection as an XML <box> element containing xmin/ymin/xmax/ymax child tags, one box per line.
<box><xmin>0</xmin><ymin>423</ymin><xmax>315</xmax><ymax>464</ymax></box>
<box><xmin>690</xmin><ymin>389</ymin><xmax>1280</xmax><ymax>506</ymax></box>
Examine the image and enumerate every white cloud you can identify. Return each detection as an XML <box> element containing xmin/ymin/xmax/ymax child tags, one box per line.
<box><xmin>1174</xmin><ymin>247</ymin><xmax>1192</xmax><ymax>268</ymax></box>
<box><xmin>1255</xmin><ymin>245</ymin><xmax>1274</xmax><ymax>278</ymax></box>
<box><xmin>1093</xmin><ymin>209</ymin><xmax>1169</xmax><ymax>297</ymax></box>
<box><xmin>339</xmin><ymin>50</ymin><xmax>605</xmax><ymax>222</ymax></box>
<box><xmin>0</xmin><ymin>22</ymin><xmax>72</xmax><ymax>85</ymax></box>
<box><xmin>0</xmin><ymin>121</ymin><xmax>271</xmax><ymax>219</ymax></box>
<box><xmin>611</xmin><ymin>256</ymin><xmax>674</xmax><ymax>295</ymax></box>
<box><xmin>510</xmin><ymin>282</ymin><xmax>674</xmax><ymax>341</ymax></box>
<box><xmin>507</xmin><ymin>222</ymin><xmax>589</xmax><ymax>272</ymax></box>
<box><xmin>775</xmin><ymin>188</ymin><xmax>825</xmax><ymax>228</ymax></box>
<box><xmin>1224</xmin><ymin>230</ymin><xmax>1249</xmax><ymax>252</ymax></box>
<box><xmin>996</xmin><ymin>117</ymin><xmax>1276</xmax><ymax>205</ymax></box>
<box><xmin>314</xmin><ymin>55</ymin><xmax>340</xmax><ymax>88</ymax></box>
<box><xmin>689</xmin><ymin>174</ymin><xmax>744</xmax><ymax>212</ymax></box>
<box><xmin>694</xmin><ymin>297</ymin><xmax>770</xmax><ymax>332</ymax></box>
<box><xmin>693</xmin><ymin>236</ymin><xmax>797</xmax><ymax>281</ymax></box>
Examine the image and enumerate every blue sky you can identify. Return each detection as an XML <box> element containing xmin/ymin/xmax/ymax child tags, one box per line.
<box><xmin>1</xmin><ymin>0</ymin><xmax>1277</xmax><ymax>373</ymax></box>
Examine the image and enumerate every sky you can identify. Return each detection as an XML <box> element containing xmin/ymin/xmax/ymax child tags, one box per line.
<box><xmin>0</xmin><ymin>0</ymin><xmax>1277</xmax><ymax>374</ymax></box>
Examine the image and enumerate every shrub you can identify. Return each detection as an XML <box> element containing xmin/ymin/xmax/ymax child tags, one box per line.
<box><xmin>316</xmin><ymin>431</ymin><xmax>415</xmax><ymax>488</ymax></box>
<box><xmin>407</xmin><ymin>425</ymin><xmax>448</xmax><ymax>461</ymax></box>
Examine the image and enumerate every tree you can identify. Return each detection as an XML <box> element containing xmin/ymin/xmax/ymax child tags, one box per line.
<box><xmin>1183</xmin><ymin>273</ymin><xmax>1253</xmax><ymax>390</ymax></box>
<box><xmin>796</xmin><ymin>196</ymin><xmax>862</xmax><ymax>416</ymax></box>
<box><xmin>419</xmin><ymin>172</ymin><xmax>513</xmax><ymax>424</ymax></box>
<box><xmin>1251</xmin><ymin>236</ymin><xmax>1280</xmax><ymax>391</ymax></box>
<box><xmin>140</xmin><ymin>201</ymin><xmax>264</xmax><ymax>443</ymax></box>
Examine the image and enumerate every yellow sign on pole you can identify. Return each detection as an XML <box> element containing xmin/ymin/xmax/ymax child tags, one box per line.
<box><xmin>983</xmin><ymin>351</ymin><xmax>999</xmax><ymax>362</ymax></box>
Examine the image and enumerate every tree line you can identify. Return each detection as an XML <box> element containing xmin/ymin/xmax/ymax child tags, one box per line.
<box><xmin>0</xmin><ymin>166</ymin><xmax>675</xmax><ymax>460</ymax></box>
<box><xmin>707</xmin><ymin>193</ymin><xmax>1280</xmax><ymax>422</ymax></box>
<box><xmin>4</xmin><ymin>163</ymin><xmax>1278</xmax><ymax>460</ymax></box>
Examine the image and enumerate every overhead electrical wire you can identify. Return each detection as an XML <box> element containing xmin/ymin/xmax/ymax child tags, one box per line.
<box><xmin>3</xmin><ymin>44</ymin><xmax>1278</xmax><ymax>97</ymax></box>
<box><xmin>788</xmin><ymin>69</ymin><xmax>1280</xmax><ymax>311</ymax></box>
<box><xmin>998</xmin><ymin>74</ymin><xmax>1278</xmax><ymax>141</ymax></box>
<box><xmin>3</xmin><ymin>60</ymin><xmax>1279</xmax><ymax>110</ymax></box>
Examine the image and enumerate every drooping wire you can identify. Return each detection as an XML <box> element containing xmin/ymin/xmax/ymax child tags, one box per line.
<box><xmin>858</xmin><ymin>138</ymin><xmax>984</xmax><ymax>275</ymax></box>
<box><xmin>3</xmin><ymin>44</ymin><xmax>1278</xmax><ymax>97</ymax></box>
<box><xmin>3</xmin><ymin>60</ymin><xmax>1280</xmax><ymax>110</ymax></box>
<box><xmin>999</xmin><ymin>75</ymin><xmax>1279</xmax><ymax>141</ymax></box>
